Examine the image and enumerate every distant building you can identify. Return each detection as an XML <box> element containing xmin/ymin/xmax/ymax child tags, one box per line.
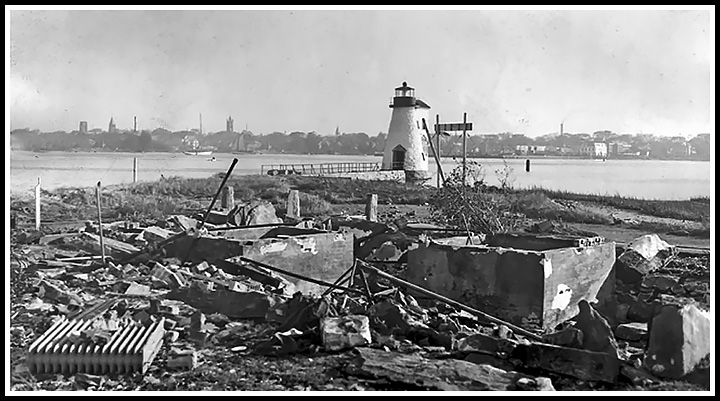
<box><xmin>108</xmin><ymin>117</ymin><xmax>117</xmax><ymax>134</ymax></box>
<box><xmin>579</xmin><ymin>142</ymin><xmax>607</xmax><ymax>158</ymax></box>
<box><xmin>226</xmin><ymin>116</ymin><xmax>234</xmax><ymax>133</ymax></box>
<box><xmin>608</xmin><ymin>142</ymin><xmax>632</xmax><ymax>155</ymax></box>
<box><xmin>515</xmin><ymin>144</ymin><xmax>530</xmax><ymax>155</ymax></box>
<box><xmin>79</xmin><ymin>121</ymin><xmax>88</xmax><ymax>134</ymax></box>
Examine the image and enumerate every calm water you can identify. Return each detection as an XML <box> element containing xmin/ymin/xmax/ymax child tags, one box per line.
<box><xmin>9</xmin><ymin>150</ymin><xmax>712</xmax><ymax>200</ymax></box>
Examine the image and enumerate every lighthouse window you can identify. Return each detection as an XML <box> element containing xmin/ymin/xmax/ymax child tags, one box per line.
<box><xmin>422</xmin><ymin>153</ymin><xmax>426</xmax><ymax>161</ymax></box>
<box><xmin>416</xmin><ymin>121</ymin><xmax>420</xmax><ymax>129</ymax></box>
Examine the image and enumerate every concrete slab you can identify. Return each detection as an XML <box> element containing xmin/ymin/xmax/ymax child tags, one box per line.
<box><xmin>241</xmin><ymin>231</ymin><xmax>354</xmax><ymax>296</ymax></box>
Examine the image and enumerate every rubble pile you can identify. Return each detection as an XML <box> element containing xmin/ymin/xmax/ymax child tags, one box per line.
<box><xmin>9</xmin><ymin>202</ymin><xmax>711</xmax><ymax>392</ymax></box>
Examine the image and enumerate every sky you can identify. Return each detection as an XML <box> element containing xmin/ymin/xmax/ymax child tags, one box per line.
<box><xmin>6</xmin><ymin>6</ymin><xmax>715</xmax><ymax>137</ymax></box>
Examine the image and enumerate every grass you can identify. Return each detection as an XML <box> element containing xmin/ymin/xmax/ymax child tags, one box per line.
<box><xmin>520</xmin><ymin>187</ymin><xmax>710</xmax><ymax>222</ymax></box>
<box><xmin>10</xmin><ymin>174</ymin><xmax>710</xmax><ymax>238</ymax></box>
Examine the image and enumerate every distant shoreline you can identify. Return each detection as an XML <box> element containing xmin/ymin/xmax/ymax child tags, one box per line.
<box><xmin>10</xmin><ymin>148</ymin><xmax>711</xmax><ymax>163</ymax></box>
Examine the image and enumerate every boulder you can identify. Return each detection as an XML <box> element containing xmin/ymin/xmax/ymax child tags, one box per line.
<box><xmin>643</xmin><ymin>303</ymin><xmax>710</xmax><ymax>379</ymax></box>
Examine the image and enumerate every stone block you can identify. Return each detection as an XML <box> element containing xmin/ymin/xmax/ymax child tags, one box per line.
<box><xmin>321</xmin><ymin>315</ymin><xmax>372</xmax><ymax>352</ymax></box>
<box><xmin>643</xmin><ymin>303</ymin><xmax>710</xmax><ymax>379</ymax></box>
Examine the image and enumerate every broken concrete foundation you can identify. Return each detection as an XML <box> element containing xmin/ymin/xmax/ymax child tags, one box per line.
<box><xmin>643</xmin><ymin>303</ymin><xmax>711</xmax><ymax>379</ymax></box>
<box><xmin>404</xmin><ymin>234</ymin><xmax>616</xmax><ymax>330</ymax></box>
<box><xmin>167</xmin><ymin>227</ymin><xmax>354</xmax><ymax>296</ymax></box>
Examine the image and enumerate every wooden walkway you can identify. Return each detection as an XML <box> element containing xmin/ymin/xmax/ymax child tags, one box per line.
<box><xmin>261</xmin><ymin>162</ymin><xmax>380</xmax><ymax>176</ymax></box>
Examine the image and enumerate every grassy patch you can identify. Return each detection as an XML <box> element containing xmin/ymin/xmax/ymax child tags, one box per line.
<box><xmin>518</xmin><ymin>187</ymin><xmax>709</xmax><ymax>222</ymax></box>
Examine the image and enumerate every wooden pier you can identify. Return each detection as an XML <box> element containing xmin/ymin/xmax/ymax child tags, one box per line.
<box><xmin>261</xmin><ymin>162</ymin><xmax>380</xmax><ymax>176</ymax></box>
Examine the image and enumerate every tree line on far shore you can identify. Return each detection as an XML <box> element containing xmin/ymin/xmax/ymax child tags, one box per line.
<box><xmin>8</xmin><ymin>127</ymin><xmax>711</xmax><ymax>161</ymax></box>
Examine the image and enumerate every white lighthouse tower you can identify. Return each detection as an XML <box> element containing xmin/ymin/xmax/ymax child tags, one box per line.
<box><xmin>382</xmin><ymin>82</ymin><xmax>431</xmax><ymax>182</ymax></box>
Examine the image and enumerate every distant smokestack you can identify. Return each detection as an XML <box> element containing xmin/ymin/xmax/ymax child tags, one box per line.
<box><xmin>560</xmin><ymin>122</ymin><xmax>564</xmax><ymax>135</ymax></box>
<box><xmin>199</xmin><ymin>113</ymin><xmax>203</xmax><ymax>135</ymax></box>
<box><xmin>133</xmin><ymin>116</ymin><xmax>137</xmax><ymax>132</ymax></box>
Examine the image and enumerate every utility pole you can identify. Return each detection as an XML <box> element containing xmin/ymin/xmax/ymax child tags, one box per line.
<box><xmin>436</xmin><ymin>114</ymin><xmax>441</xmax><ymax>188</ymax></box>
<box><xmin>462</xmin><ymin>112</ymin><xmax>467</xmax><ymax>186</ymax></box>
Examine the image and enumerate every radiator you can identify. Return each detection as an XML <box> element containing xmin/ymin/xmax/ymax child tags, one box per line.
<box><xmin>27</xmin><ymin>316</ymin><xmax>165</xmax><ymax>375</ymax></box>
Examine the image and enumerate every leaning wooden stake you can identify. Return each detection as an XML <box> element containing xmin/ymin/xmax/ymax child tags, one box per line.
<box><xmin>183</xmin><ymin>158</ymin><xmax>239</xmax><ymax>263</ymax></box>
<box><xmin>356</xmin><ymin>260</ymin><xmax>543</xmax><ymax>341</ymax></box>
<box><xmin>95</xmin><ymin>181</ymin><xmax>106</xmax><ymax>265</ymax></box>
<box><xmin>35</xmin><ymin>177</ymin><xmax>41</xmax><ymax>230</ymax></box>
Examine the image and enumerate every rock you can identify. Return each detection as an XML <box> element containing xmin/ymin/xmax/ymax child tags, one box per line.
<box><xmin>516</xmin><ymin>376</ymin><xmax>556</xmax><ymax>391</ymax></box>
<box><xmin>241</xmin><ymin>201</ymin><xmax>283</xmax><ymax>226</ymax></box>
<box><xmin>369</xmin><ymin>300</ymin><xmax>422</xmax><ymax>336</ymax></box>
<box><xmin>124</xmin><ymin>282</ymin><xmax>151</xmax><ymax>296</ymax></box>
<box><xmin>167</xmin><ymin>349</ymin><xmax>198</xmax><ymax>370</ymax></box>
<box><xmin>615</xmin><ymin>322</ymin><xmax>648</xmax><ymax>342</ymax></box>
<box><xmin>513</xmin><ymin>342</ymin><xmax>620</xmax><ymax>383</ymax></box>
<box><xmin>166</xmin><ymin>282</ymin><xmax>279</xmax><ymax>320</ymax></box>
<box><xmin>641</xmin><ymin>274</ymin><xmax>678</xmax><ymax>291</ymax></box>
<box><xmin>351</xmin><ymin>347</ymin><xmax>551</xmax><ymax>391</ymax></box>
<box><xmin>574</xmin><ymin>300</ymin><xmax>620</xmax><ymax>356</ymax></box>
<box><xmin>643</xmin><ymin>303</ymin><xmax>710</xmax><ymax>379</ymax></box>
<box><xmin>616</xmin><ymin>234</ymin><xmax>676</xmax><ymax>284</ymax></box>
<box><xmin>321</xmin><ymin>315</ymin><xmax>372</xmax><ymax>352</ymax></box>
<box><xmin>455</xmin><ymin>332</ymin><xmax>517</xmax><ymax>354</ymax></box>
<box><xmin>496</xmin><ymin>325</ymin><xmax>513</xmax><ymax>339</ymax></box>
<box><xmin>541</xmin><ymin>326</ymin><xmax>584</xmax><ymax>348</ymax></box>
<box><xmin>150</xmin><ymin>263</ymin><xmax>186</xmax><ymax>289</ymax></box>
<box><xmin>165</xmin><ymin>331</ymin><xmax>180</xmax><ymax>343</ymax></box>
<box><xmin>140</xmin><ymin>226</ymin><xmax>173</xmax><ymax>244</ymax></box>
<box><xmin>464</xmin><ymin>352</ymin><xmax>516</xmax><ymax>371</ymax></box>
<box><xmin>620</xmin><ymin>365</ymin><xmax>658</xmax><ymax>386</ymax></box>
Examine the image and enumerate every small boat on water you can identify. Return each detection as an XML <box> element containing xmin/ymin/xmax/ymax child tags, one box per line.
<box><xmin>183</xmin><ymin>150</ymin><xmax>213</xmax><ymax>156</ymax></box>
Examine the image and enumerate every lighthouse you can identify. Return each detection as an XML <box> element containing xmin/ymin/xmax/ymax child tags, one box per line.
<box><xmin>381</xmin><ymin>82</ymin><xmax>431</xmax><ymax>182</ymax></box>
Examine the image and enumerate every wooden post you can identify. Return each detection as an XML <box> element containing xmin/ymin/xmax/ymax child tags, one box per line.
<box><xmin>34</xmin><ymin>177</ymin><xmax>41</xmax><ymax>230</ymax></box>
<box><xmin>221</xmin><ymin>186</ymin><xmax>235</xmax><ymax>210</ymax></box>
<box><xmin>435</xmin><ymin>114</ymin><xmax>441</xmax><ymax>188</ymax></box>
<box><xmin>287</xmin><ymin>189</ymin><xmax>300</xmax><ymax>219</ymax></box>
<box><xmin>95</xmin><ymin>181</ymin><xmax>106</xmax><ymax>265</ymax></box>
<box><xmin>365</xmin><ymin>193</ymin><xmax>378</xmax><ymax>222</ymax></box>
<box><xmin>132</xmin><ymin>157</ymin><xmax>138</xmax><ymax>183</ymax></box>
<box><xmin>462</xmin><ymin>112</ymin><xmax>467</xmax><ymax>186</ymax></box>
<box><xmin>526</xmin><ymin>159</ymin><xmax>531</xmax><ymax>172</ymax></box>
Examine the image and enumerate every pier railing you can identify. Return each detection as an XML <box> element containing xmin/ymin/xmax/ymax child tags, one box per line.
<box><xmin>261</xmin><ymin>162</ymin><xmax>381</xmax><ymax>176</ymax></box>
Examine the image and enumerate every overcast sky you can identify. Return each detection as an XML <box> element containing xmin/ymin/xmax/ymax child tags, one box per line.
<box><xmin>7</xmin><ymin>7</ymin><xmax>714</xmax><ymax>137</ymax></box>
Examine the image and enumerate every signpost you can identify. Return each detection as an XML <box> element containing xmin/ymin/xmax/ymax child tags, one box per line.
<box><xmin>434</xmin><ymin>114</ymin><xmax>473</xmax><ymax>186</ymax></box>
